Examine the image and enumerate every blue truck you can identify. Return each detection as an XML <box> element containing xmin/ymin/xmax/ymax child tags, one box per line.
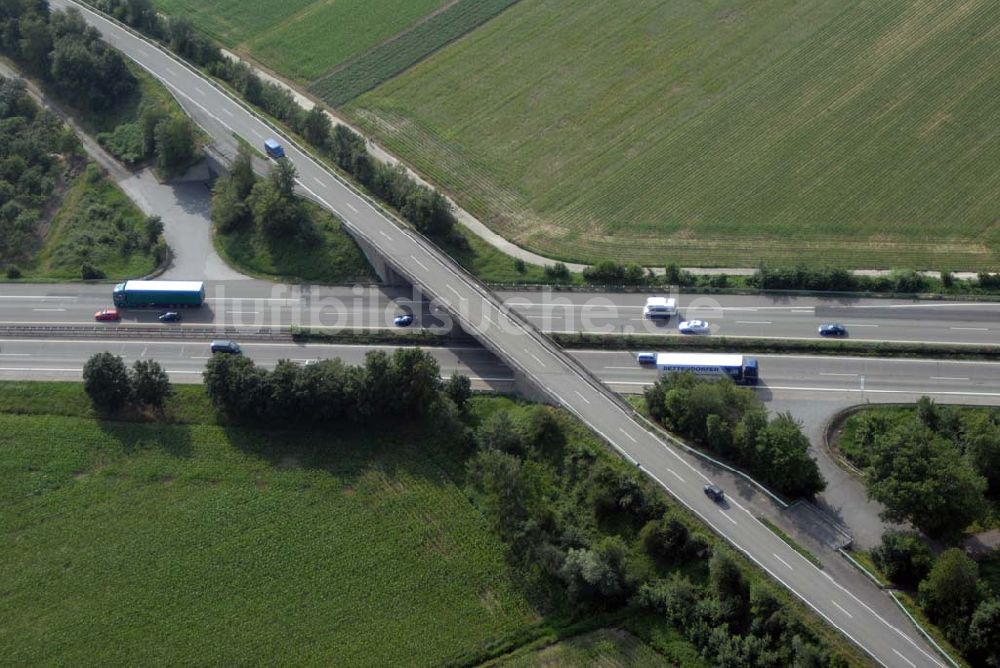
<box><xmin>264</xmin><ymin>138</ymin><xmax>285</xmax><ymax>159</ymax></box>
<box><xmin>112</xmin><ymin>280</ymin><xmax>206</xmax><ymax>308</ymax></box>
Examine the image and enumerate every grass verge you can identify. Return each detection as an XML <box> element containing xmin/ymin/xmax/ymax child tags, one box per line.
<box><xmin>758</xmin><ymin>517</ymin><xmax>824</xmax><ymax>569</ymax></box>
<box><xmin>290</xmin><ymin>326</ymin><xmax>461</xmax><ymax>347</ymax></box>
<box><xmin>553</xmin><ymin>332</ymin><xmax>1000</xmax><ymax>360</ymax></box>
<box><xmin>14</xmin><ymin>164</ymin><xmax>158</xmax><ymax>281</ymax></box>
<box><xmin>213</xmin><ymin>199</ymin><xmax>376</xmax><ymax>284</ymax></box>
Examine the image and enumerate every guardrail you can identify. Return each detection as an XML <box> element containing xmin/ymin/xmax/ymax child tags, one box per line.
<box><xmin>0</xmin><ymin>325</ymin><xmax>293</xmax><ymax>341</ymax></box>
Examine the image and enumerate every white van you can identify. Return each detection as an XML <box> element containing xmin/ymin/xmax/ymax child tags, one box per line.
<box><xmin>643</xmin><ymin>297</ymin><xmax>677</xmax><ymax>319</ymax></box>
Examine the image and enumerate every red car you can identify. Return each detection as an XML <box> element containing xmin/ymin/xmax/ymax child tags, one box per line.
<box><xmin>94</xmin><ymin>308</ymin><xmax>121</xmax><ymax>322</ymax></box>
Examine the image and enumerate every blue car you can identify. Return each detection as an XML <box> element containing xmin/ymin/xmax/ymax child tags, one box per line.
<box><xmin>393</xmin><ymin>314</ymin><xmax>414</xmax><ymax>328</ymax></box>
<box><xmin>264</xmin><ymin>138</ymin><xmax>285</xmax><ymax>159</ymax></box>
<box><xmin>158</xmin><ymin>311</ymin><xmax>181</xmax><ymax>323</ymax></box>
<box><xmin>818</xmin><ymin>323</ymin><xmax>847</xmax><ymax>337</ymax></box>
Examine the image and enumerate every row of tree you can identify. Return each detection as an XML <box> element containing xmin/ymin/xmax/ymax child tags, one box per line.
<box><xmin>645</xmin><ymin>372</ymin><xmax>826</xmax><ymax>498</ymax></box>
<box><xmin>845</xmin><ymin>399</ymin><xmax>998</xmax><ymax>539</ymax></box>
<box><xmin>87</xmin><ymin>0</ymin><xmax>458</xmax><ymax>241</ymax></box>
<box><xmin>202</xmin><ymin>348</ymin><xmax>471</xmax><ymax>425</ymax></box>
<box><xmin>466</xmin><ymin>403</ymin><xmax>845</xmax><ymax>665</ymax></box>
<box><xmin>871</xmin><ymin>533</ymin><xmax>999</xmax><ymax>665</ymax></box>
<box><xmin>83</xmin><ymin>351</ymin><xmax>172</xmax><ymax>412</ymax></box>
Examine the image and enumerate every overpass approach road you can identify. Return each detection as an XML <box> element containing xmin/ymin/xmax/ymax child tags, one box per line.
<box><xmin>39</xmin><ymin>2</ymin><xmax>946</xmax><ymax>664</ymax></box>
<box><xmin>2</xmin><ymin>282</ymin><xmax>1000</xmax><ymax>349</ymax></box>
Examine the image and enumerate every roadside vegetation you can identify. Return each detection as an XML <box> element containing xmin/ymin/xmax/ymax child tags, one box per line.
<box><xmin>644</xmin><ymin>372</ymin><xmax>825</xmax><ymax>499</ymax></box>
<box><xmin>346</xmin><ymin>0</ymin><xmax>1000</xmax><ymax>269</ymax></box>
<box><xmin>0</xmin><ymin>75</ymin><xmax>160</xmax><ymax>280</ymax></box>
<box><xmin>210</xmin><ymin>146</ymin><xmax>374</xmax><ymax>283</ymax></box>
<box><xmin>856</xmin><ymin>535</ymin><xmax>998</xmax><ymax>667</ymax></box>
<box><xmin>837</xmin><ymin>400</ymin><xmax>999</xmax><ymax>538</ymax></box>
<box><xmin>834</xmin><ymin>401</ymin><xmax>1000</xmax><ymax>667</ymax></box>
<box><xmin>0</xmin><ymin>3</ymin><xmax>200</xmax><ymax>179</ymax></box>
<box><xmin>0</xmin><ymin>351</ymin><xmax>865</xmax><ymax>665</ymax></box>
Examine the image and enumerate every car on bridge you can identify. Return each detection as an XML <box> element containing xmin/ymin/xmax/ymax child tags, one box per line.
<box><xmin>704</xmin><ymin>484</ymin><xmax>725</xmax><ymax>502</ymax></box>
<box><xmin>678</xmin><ymin>319</ymin><xmax>710</xmax><ymax>335</ymax></box>
<box><xmin>264</xmin><ymin>138</ymin><xmax>285</xmax><ymax>159</ymax></box>
<box><xmin>94</xmin><ymin>308</ymin><xmax>121</xmax><ymax>322</ymax></box>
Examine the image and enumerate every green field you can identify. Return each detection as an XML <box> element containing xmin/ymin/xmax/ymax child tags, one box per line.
<box><xmin>346</xmin><ymin>0</ymin><xmax>1000</xmax><ymax>269</ymax></box>
<box><xmin>495</xmin><ymin>628</ymin><xmax>682</xmax><ymax>667</ymax></box>
<box><xmin>310</xmin><ymin>0</ymin><xmax>521</xmax><ymax>106</ymax></box>
<box><xmin>0</xmin><ymin>386</ymin><xmax>538</xmax><ymax>664</ymax></box>
<box><xmin>153</xmin><ymin>0</ymin><xmax>449</xmax><ymax>82</ymax></box>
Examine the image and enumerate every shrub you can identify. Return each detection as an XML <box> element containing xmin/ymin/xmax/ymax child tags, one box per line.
<box><xmin>83</xmin><ymin>352</ymin><xmax>131</xmax><ymax>412</ymax></box>
<box><xmin>919</xmin><ymin>548</ymin><xmax>982</xmax><ymax>644</ymax></box>
<box><xmin>544</xmin><ymin>262</ymin><xmax>570</xmax><ymax>281</ymax></box>
<box><xmin>871</xmin><ymin>531</ymin><xmax>932</xmax><ymax>589</ymax></box>
<box><xmin>5</xmin><ymin>266</ymin><xmax>21</xmax><ymax>279</ymax></box>
<box><xmin>641</xmin><ymin>514</ymin><xmax>690</xmax><ymax>563</ymax></box>
<box><xmin>80</xmin><ymin>262</ymin><xmax>105</xmax><ymax>279</ymax></box>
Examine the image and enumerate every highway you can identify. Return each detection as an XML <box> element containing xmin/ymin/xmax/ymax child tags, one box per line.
<box><xmin>2</xmin><ymin>282</ymin><xmax>999</xmax><ymax>348</ymax></box>
<box><xmin>4</xmin><ymin>338</ymin><xmax>1000</xmax><ymax>405</ymax></box>
<box><xmin>39</xmin><ymin>2</ymin><xmax>947</xmax><ymax>664</ymax></box>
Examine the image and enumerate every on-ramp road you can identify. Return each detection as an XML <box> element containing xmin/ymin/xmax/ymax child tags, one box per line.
<box><xmin>41</xmin><ymin>2</ymin><xmax>947</xmax><ymax>664</ymax></box>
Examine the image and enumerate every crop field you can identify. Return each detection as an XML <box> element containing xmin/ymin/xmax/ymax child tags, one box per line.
<box><xmin>310</xmin><ymin>0</ymin><xmax>521</xmax><ymax>106</ymax></box>
<box><xmin>346</xmin><ymin>0</ymin><xmax>1000</xmax><ymax>269</ymax></box>
<box><xmin>0</xmin><ymin>389</ymin><xmax>537</xmax><ymax>664</ymax></box>
<box><xmin>153</xmin><ymin>0</ymin><xmax>449</xmax><ymax>82</ymax></box>
<box><xmin>497</xmin><ymin>628</ymin><xmax>704</xmax><ymax>667</ymax></box>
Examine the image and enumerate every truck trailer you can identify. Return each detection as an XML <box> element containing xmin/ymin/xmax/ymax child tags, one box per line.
<box><xmin>112</xmin><ymin>280</ymin><xmax>206</xmax><ymax>308</ymax></box>
<box><xmin>655</xmin><ymin>353</ymin><xmax>758</xmax><ymax>386</ymax></box>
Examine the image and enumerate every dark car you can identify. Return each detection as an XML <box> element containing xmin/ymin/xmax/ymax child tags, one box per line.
<box><xmin>210</xmin><ymin>340</ymin><xmax>241</xmax><ymax>354</ymax></box>
<box><xmin>818</xmin><ymin>323</ymin><xmax>847</xmax><ymax>337</ymax></box>
<box><xmin>158</xmin><ymin>311</ymin><xmax>181</xmax><ymax>323</ymax></box>
<box><xmin>704</xmin><ymin>484</ymin><xmax>725</xmax><ymax>502</ymax></box>
<box><xmin>393</xmin><ymin>314</ymin><xmax>414</xmax><ymax>327</ymax></box>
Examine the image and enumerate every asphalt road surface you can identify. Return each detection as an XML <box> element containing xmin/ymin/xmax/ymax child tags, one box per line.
<box><xmin>40</xmin><ymin>3</ymin><xmax>949</xmax><ymax>664</ymax></box>
<box><xmin>2</xmin><ymin>282</ymin><xmax>999</xmax><ymax>348</ymax></box>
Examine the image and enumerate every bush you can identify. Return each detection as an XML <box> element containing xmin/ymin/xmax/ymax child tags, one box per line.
<box><xmin>80</xmin><ymin>262</ymin><xmax>105</xmax><ymax>279</ymax></box>
<box><xmin>544</xmin><ymin>262</ymin><xmax>570</xmax><ymax>281</ymax></box>
<box><xmin>130</xmin><ymin>359</ymin><xmax>172</xmax><ymax>410</ymax></box>
<box><xmin>871</xmin><ymin>531</ymin><xmax>932</xmax><ymax>589</ymax></box>
<box><xmin>82</xmin><ymin>351</ymin><xmax>131</xmax><ymax>412</ymax></box>
<box><xmin>919</xmin><ymin>548</ymin><xmax>982</xmax><ymax>644</ymax></box>
<box><xmin>641</xmin><ymin>513</ymin><xmax>690</xmax><ymax>563</ymax></box>
<box><xmin>5</xmin><ymin>265</ymin><xmax>21</xmax><ymax>279</ymax></box>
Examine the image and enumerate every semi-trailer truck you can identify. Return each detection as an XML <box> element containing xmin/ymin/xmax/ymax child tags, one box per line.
<box><xmin>654</xmin><ymin>353</ymin><xmax>759</xmax><ymax>386</ymax></box>
<box><xmin>112</xmin><ymin>280</ymin><xmax>206</xmax><ymax>308</ymax></box>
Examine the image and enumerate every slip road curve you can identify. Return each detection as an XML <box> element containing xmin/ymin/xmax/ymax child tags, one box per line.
<box><xmin>49</xmin><ymin>2</ymin><xmax>942</xmax><ymax>664</ymax></box>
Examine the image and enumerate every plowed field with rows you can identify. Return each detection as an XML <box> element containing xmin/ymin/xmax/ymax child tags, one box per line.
<box><xmin>346</xmin><ymin>0</ymin><xmax>1000</xmax><ymax>269</ymax></box>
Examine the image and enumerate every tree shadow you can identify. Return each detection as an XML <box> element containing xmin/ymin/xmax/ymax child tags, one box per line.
<box><xmin>97</xmin><ymin>417</ymin><xmax>194</xmax><ymax>459</ymax></box>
